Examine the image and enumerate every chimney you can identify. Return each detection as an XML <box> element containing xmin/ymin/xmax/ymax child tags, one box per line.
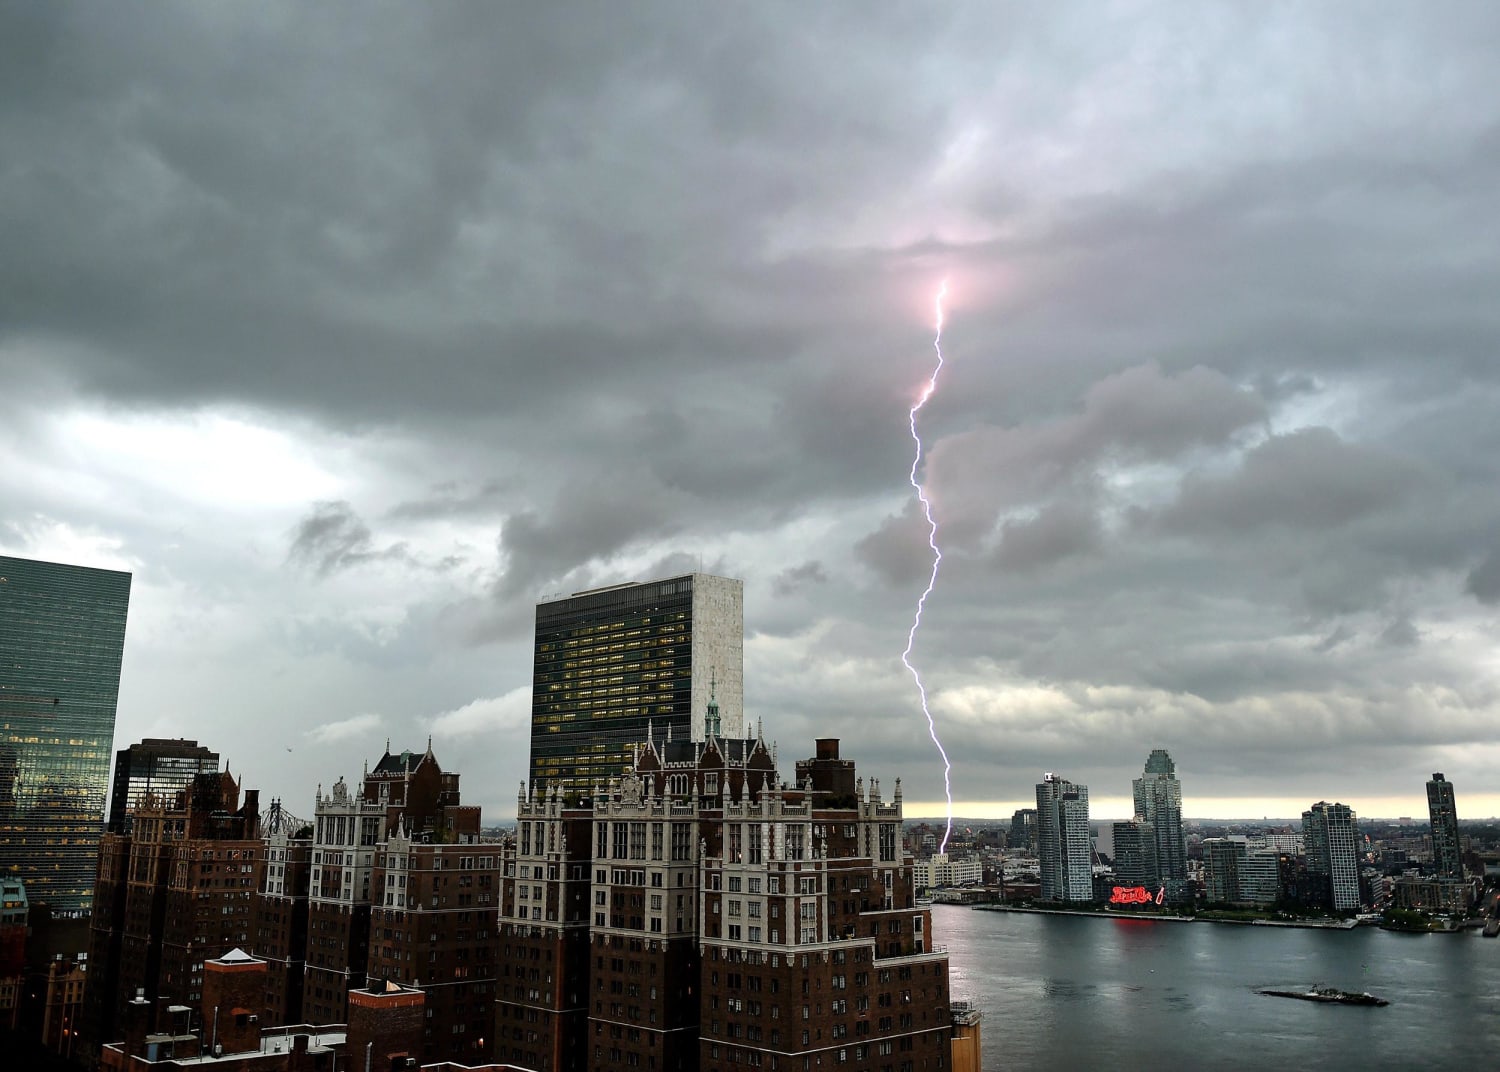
<box><xmin>123</xmin><ymin>989</ymin><xmax>152</xmax><ymax>1057</ymax></box>
<box><xmin>347</xmin><ymin>978</ymin><xmax>424</xmax><ymax>1070</ymax></box>
<box><xmin>201</xmin><ymin>948</ymin><xmax>267</xmax><ymax>1056</ymax></box>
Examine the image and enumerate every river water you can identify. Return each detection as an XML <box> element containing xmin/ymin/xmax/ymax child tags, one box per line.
<box><xmin>935</xmin><ymin>905</ymin><xmax>1500</xmax><ymax>1070</ymax></box>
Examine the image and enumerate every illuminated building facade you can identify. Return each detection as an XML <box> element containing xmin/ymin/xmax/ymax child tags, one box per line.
<box><xmin>0</xmin><ymin>554</ymin><xmax>131</xmax><ymax>913</ymax></box>
<box><xmin>530</xmin><ymin>574</ymin><xmax>743</xmax><ymax>796</ymax></box>
<box><xmin>1036</xmin><ymin>774</ymin><xmax>1091</xmax><ymax>903</ymax></box>
<box><xmin>1427</xmin><ymin>772</ymin><xmax>1462</xmax><ymax>881</ymax></box>
<box><xmin>107</xmin><ymin>737</ymin><xmax>219</xmax><ymax>835</ymax></box>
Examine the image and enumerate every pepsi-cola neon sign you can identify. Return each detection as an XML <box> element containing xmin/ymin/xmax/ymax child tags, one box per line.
<box><xmin>1110</xmin><ymin>885</ymin><xmax>1166</xmax><ymax>906</ymax></box>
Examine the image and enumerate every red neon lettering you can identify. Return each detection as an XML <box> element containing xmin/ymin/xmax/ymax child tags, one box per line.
<box><xmin>1110</xmin><ymin>886</ymin><xmax>1152</xmax><ymax>905</ymax></box>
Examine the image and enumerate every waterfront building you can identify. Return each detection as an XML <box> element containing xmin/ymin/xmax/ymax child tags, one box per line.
<box><xmin>1036</xmin><ymin>774</ymin><xmax>1092</xmax><ymax>902</ymax></box>
<box><xmin>0</xmin><ymin>554</ymin><xmax>132</xmax><ymax>912</ymax></box>
<box><xmin>530</xmin><ymin>573</ymin><xmax>743</xmax><ymax>795</ymax></box>
<box><xmin>1302</xmin><ymin>801</ymin><xmax>1360</xmax><ymax>912</ymax></box>
<box><xmin>1238</xmin><ymin>851</ymin><xmax>1281</xmax><ymax>905</ymax></box>
<box><xmin>1427</xmin><ymin>773</ymin><xmax>1462</xmax><ymax>881</ymax></box>
<box><xmin>1111</xmin><ymin>819</ymin><xmax>1159</xmax><ymax>887</ymax></box>
<box><xmin>1202</xmin><ymin>839</ymin><xmax>1245</xmax><ymax>903</ymax></box>
<box><xmin>1132</xmin><ymin>750</ymin><xmax>1186</xmax><ymax>888</ymax></box>
<box><xmin>1393</xmin><ymin>874</ymin><xmax>1474</xmax><ymax>915</ymax></box>
<box><xmin>913</xmin><ymin>853</ymin><xmax>984</xmax><ymax>890</ymax></box>
<box><xmin>107</xmin><ymin>737</ymin><xmax>219</xmax><ymax>835</ymax></box>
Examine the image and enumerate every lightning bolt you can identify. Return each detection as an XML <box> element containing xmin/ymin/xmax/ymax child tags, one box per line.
<box><xmin>901</xmin><ymin>279</ymin><xmax>954</xmax><ymax>854</ymax></box>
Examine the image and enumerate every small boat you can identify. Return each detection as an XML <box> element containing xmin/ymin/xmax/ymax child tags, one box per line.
<box><xmin>1260</xmin><ymin>986</ymin><xmax>1388</xmax><ymax>1007</ymax></box>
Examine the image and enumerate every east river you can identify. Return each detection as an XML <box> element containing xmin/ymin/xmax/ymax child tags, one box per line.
<box><xmin>935</xmin><ymin>905</ymin><xmax>1500</xmax><ymax>1070</ymax></box>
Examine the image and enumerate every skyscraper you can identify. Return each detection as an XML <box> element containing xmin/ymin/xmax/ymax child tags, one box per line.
<box><xmin>1302</xmin><ymin>800</ymin><xmax>1360</xmax><ymax>912</ymax></box>
<box><xmin>1427</xmin><ymin>772</ymin><xmax>1462</xmax><ymax>881</ymax></box>
<box><xmin>1111</xmin><ymin>818</ymin><xmax>1159</xmax><ymax>887</ymax></box>
<box><xmin>1009</xmin><ymin>807</ymin><xmax>1037</xmax><ymax>852</ymax></box>
<box><xmin>0</xmin><ymin>555</ymin><xmax>131</xmax><ymax>912</ymax></box>
<box><xmin>1132</xmin><ymin>748</ymin><xmax>1186</xmax><ymax>884</ymax></box>
<box><xmin>107</xmin><ymin>737</ymin><xmax>219</xmax><ymax>834</ymax></box>
<box><xmin>529</xmin><ymin>573</ymin><xmax>743</xmax><ymax>795</ymax></box>
<box><xmin>1036</xmin><ymin>773</ymin><xmax>1092</xmax><ymax>902</ymax></box>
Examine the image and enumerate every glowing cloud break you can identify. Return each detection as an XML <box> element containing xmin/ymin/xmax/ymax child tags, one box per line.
<box><xmin>900</xmin><ymin>280</ymin><xmax>954</xmax><ymax>854</ymax></box>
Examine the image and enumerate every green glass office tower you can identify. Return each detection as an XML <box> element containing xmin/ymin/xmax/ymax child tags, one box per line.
<box><xmin>0</xmin><ymin>555</ymin><xmax>131</xmax><ymax>913</ymax></box>
<box><xmin>530</xmin><ymin>573</ymin><xmax>742</xmax><ymax>796</ymax></box>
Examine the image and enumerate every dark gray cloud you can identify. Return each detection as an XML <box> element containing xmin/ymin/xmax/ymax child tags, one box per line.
<box><xmin>1158</xmin><ymin>429</ymin><xmax>1424</xmax><ymax>535</ymax></box>
<box><xmin>1467</xmin><ymin>548</ymin><xmax>1500</xmax><ymax>604</ymax></box>
<box><xmin>772</xmin><ymin>561</ymin><xmax>829</xmax><ymax>597</ymax></box>
<box><xmin>4</xmin><ymin>3</ymin><xmax>1500</xmax><ymax>820</ymax></box>
<box><xmin>289</xmin><ymin>501</ymin><xmax>410</xmax><ymax>577</ymax></box>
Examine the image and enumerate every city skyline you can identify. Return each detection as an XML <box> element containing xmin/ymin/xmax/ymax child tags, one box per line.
<box><xmin>4</xmin><ymin>6</ymin><xmax>1500</xmax><ymax>824</ymax></box>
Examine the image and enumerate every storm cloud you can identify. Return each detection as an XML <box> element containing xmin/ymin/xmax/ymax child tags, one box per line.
<box><xmin>4</xmin><ymin>2</ymin><xmax>1500</xmax><ymax>821</ymax></box>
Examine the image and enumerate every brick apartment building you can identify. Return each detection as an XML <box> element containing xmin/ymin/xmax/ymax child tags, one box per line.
<box><xmin>366</xmin><ymin>825</ymin><xmax>502</xmax><ymax>1064</ymax></box>
<box><xmin>499</xmin><ymin>723</ymin><xmax>955</xmax><ymax>1072</ymax></box>
<box><xmin>83</xmin><ymin>769</ymin><xmax>263</xmax><ymax>1057</ymax></box>
<box><xmin>299</xmin><ymin>741</ymin><xmax>480</xmax><ymax>1027</ymax></box>
<box><xmin>84</xmin><ymin>729</ymin><xmax>965</xmax><ymax>1072</ymax></box>
<box><xmin>251</xmin><ymin>800</ymin><xmax>311</xmax><ymax>1024</ymax></box>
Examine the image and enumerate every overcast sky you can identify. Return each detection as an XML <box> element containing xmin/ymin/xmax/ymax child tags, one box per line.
<box><xmin>4</xmin><ymin>3</ymin><xmax>1499</xmax><ymax>824</ymax></box>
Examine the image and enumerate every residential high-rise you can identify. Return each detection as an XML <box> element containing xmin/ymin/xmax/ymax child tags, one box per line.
<box><xmin>0</xmin><ymin>554</ymin><xmax>132</xmax><ymax>912</ymax></box>
<box><xmin>1036</xmin><ymin>774</ymin><xmax>1092</xmax><ymax>902</ymax></box>
<box><xmin>299</xmin><ymin>741</ymin><xmax>491</xmax><ymax>1061</ymax></box>
<box><xmin>501</xmin><ymin>733</ymin><xmax>955</xmax><ymax>1072</ymax></box>
<box><xmin>1302</xmin><ymin>801</ymin><xmax>1360</xmax><ymax>912</ymax></box>
<box><xmin>1427</xmin><ymin>772</ymin><xmax>1462</xmax><ymax>881</ymax></box>
<box><xmin>1008</xmin><ymin>808</ymin><xmax>1037</xmax><ymax>853</ymax></box>
<box><xmin>107</xmin><ymin>737</ymin><xmax>219</xmax><ymax>834</ymax></box>
<box><xmin>1111</xmin><ymin>818</ymin><xmax>1159</xmax><ymax>887</ymax></box>
<box><xmin>530</xmin><ymin>573</ymin><xmax>743</xmax><ymax>795</ymax></box>
<box><xmin>251</xmin><ymin>798</ymin><xmax>311</xmax><ymax>1024</ymax></box>
<box><xmin>1132</xmin><ymin>749</ymin><xmax>1186</xmax><ymax>887</ymax></box>
<box><xmin>1202</xmin><ymin>838</ymin><xmax>1245</xmax><ymax>903</ymax></box>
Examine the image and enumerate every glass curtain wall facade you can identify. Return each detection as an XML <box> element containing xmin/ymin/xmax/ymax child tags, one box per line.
<box><xmin>1036</xmin><ymin>773</ymin><xmax>1092</xmax><ymax>902</ymax></box>
<box><xmin>0</xmin><ymin>556</ymin><xmax>131</xmax><ymax>913</ymax></box>
<box><xmin>1427</xmin><ymin>773</ymin><xmax>1462</xmax><ymax>881</ymax></box>
<box><xmin>1302</xmin><ymin>800</ymin><xmax>1360</xmax><ymax>912</ymax></box>
<box><xmin>1133</xmin><ymin>748</ymin><xmax>1186</xmax><ymax>883</ymax></box>
<box><xmin>107</xmin><ymin>738</ymin><xmax>219</xmax><ymax>834</ymax></box>
<box><xmin>530</xmin><ymin>574</ymin><xmax>742</xmax><ymax>796</ymax></box>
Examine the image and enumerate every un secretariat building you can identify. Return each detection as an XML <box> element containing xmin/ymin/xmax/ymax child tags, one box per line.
<box><xmin>529</xmin><ymin>573</ymin><xmax>742</xmax><ymax>796</ymax></box>
<box><xmin>0</xmin><ymin>555</ymin><xmax>131</xmax><ymax>913</ymax></box>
